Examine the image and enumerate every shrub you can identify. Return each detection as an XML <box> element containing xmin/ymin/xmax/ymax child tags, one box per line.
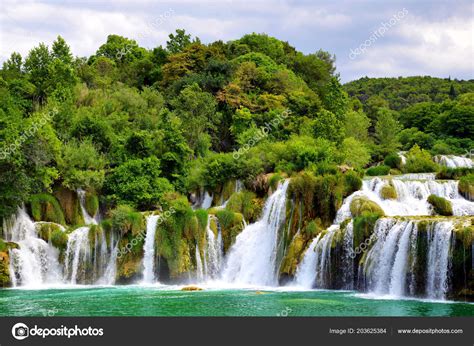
<box><xmin>366</xmin><ymin>165</ymin><xmax>390</xmax><ymax>176</ymax></box>
<box><xmin>427</xmin><ymin>195</ymin><xmax>453</xmax><ymax>216</ymax></box>
<box><xmin>436</xmin><ymin>167</ymin><xmax>474</xmax><ymax>180</ymax></box>
<box><xmin>380</xmin><ymin>184</ymin><xmax>397</xmax><ymax>200</ymax></box>
<box><xmin>458</xmin><ymin>174</ymin><xmax>474</xmax><ymax>201</ymax></box>
<box><xmin>104</xmin><ymin>157</ymin><xmax>174</xmax><ymax>210</ymax></box>
<box><xmin>383</xmin><ymin>153</ymin><xmax>401</xmax><ymax>169</ymax></box>
<box><xmin>110</xmin><ymin>205</ymin><xmax>145</xmax><ymax>236</ymax></box>
<box><xmin>226</xmin><ymin>191</ymin><xmax>261</xmax><ymax>222</ymax></box>
<box><xmin>85</xmin><ymin>192</ymin><xmax>99</xmax><ymax>217</ymax></box>
<box><xmin>350</xmin><ymin>197</ymin><xmax>385</xmax><ymax>217</ymax></box>
<box><xmin>403</xmin><ymin>144</ymin><xmax>438</xmax><ymax>173</ymax></box>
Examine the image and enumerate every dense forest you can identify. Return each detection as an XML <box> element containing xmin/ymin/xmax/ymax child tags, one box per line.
<box><xmin>0</xmin><ymin>30</ymin><xmax>473</xmax><ymax>299</ymax></box>
<box><xmin>1</xmin><ymin>30</ymin><xmax>472</xmax><ymax>222</ymax></box>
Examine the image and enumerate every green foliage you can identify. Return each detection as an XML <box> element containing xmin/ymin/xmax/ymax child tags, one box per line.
<box><xmin>353</xmin><ymin>212</ymin><xmax>381</xmax><ymax>249</ymax></box>
<box><xmin>436</xmin><ymin>167</ymin><xmax>474</xmax><ymax>180</ymax></box>
<box><xmin>30</xmin><ymin>194</ymin><xmax>66</xmax><ymax>225</ymax></box>
<box><xmin>383</xmin><ymin>153</ymin><xmax>402</xmax><ymax>169</ymax></box>
<box><xmin>110</xmin><ymin>205</ymin><xmax>145</xmax><ymax>236</ymax></box>
<box><xmin>350</xmin><ymin>197</ymin><xmax>384</xmax><ymax>217</ymax></box>
<box><xmin>403</xmin><ymin>144</ymin><xmax>438</xmax><ymax>173</ymax></box>
<box><xmin>104</xmin><ymin>157</ymin><xmax>174</xmax><ymax>210</ymax></box>
<box><xmin>38</xmin><ymin>223</ymin><xmax>68</xmax><ymax>250</ymax></box>
<box><xmin>85</xmin><ymin>192</ymin><xmax>99</xmax><ymax>217</ymax></box>
<box><xmin>58</xmin><ymin>139</ymin><xmax>106</xmax><ymax>190</ymax></box>
<box><xmin>341</xmin><ymin>137</ymin><xmax>371</xmax><ymax>168</ymax></box>
<box><xmin>374</xmin><ymin>108</ymin><xmax>401</xmax><ymax>156</ymax></box>
<box><xmin>458</xmin><ymin>174</ymin><xmax>474</xmax><ymax>201</ymax></box>
<box><xmin>427</xmin><ymin>195</ymin><xmax>453</xmax><ymax>216</ymax></box>
<box><xmin>366</xmin><ymin>165</ymin><xmax>391</xmax><ymax>176</ymax></box>
<box><xmin>226</xmin><ymin>191</ymin><xmax>261</xmax><ymax>222</ymax></box>
<box><xmin>380</xmin><ymin>184</ymin><xmax>397</xmax><ymax>200</ymax></box>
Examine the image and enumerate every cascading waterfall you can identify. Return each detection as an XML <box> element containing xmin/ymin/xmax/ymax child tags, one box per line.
<box><xmin>202</xmin><ymin>215</ymin><xmax>223</xmax><ymax>280</ymax></box>
<box><xmin>62</xmin><ymin>190</ymin><xmax>118</xmax><ymax>285</ymax></box>
<box><xmin>195</xmin><ymin>244</ymin><xmax>204</xmax><ymax>281</ymax></box>
<box><xmin>435</xmin><ymin>155</ymin><xmax>473</xmax><ymax>168</ymax></box>
<box><xmin>293</xmin><ymin>225</ymin><xmax>339</xmax><ymax>289</ymax></box>
<box><xmin>337</xmin><ymin>177</ymin><xmax>474</xmax><ymax>217</ymax></box>
<box><xmin>142</xmin><ymin>215</ymin><xmax>160</xmax><ymax>283</ymax></box>
<box><xmin>6</xmin><ymin>208</ymin><xmax>62</xmax><ymax>287</ymax></box>
<box><xmin>77</xmin><ymin>189</ymin><xmax>98</xmax><ymax>225</ymax></box>
<box><xmin>342</xmin><ymin>220</ymin><xmax>354</xmax><ymax>289</ymax></box>
<box><xmin>426</xmin><ymin>222</ymin><xmax>453</xmax><ymax>299</ymax></box>
<box><xmin>64</xmin><ymin>227</ymin><xmax>90</xmax><ymax>284</ymax></box>
<box><xmin>221</xmin><ymin>180</ymin><xmax>289</xmax><ymax>286</ymax></box>
<box><xmin>362</xmin><ymin>218</ymin><xmax>453</xmax><ymax>299</ymax></box>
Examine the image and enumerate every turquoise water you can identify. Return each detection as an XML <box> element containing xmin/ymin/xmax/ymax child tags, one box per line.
<box><xmin>0</xmin><ymin>286</ymin><xmax>473</xmax><ymax>316</ymax></box>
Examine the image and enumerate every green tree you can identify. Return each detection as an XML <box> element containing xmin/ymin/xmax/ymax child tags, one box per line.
<box><xmin>104</xmin><ymin>157</ymin><xmax>174</xmax><ymax>210</ymax></box>
<box><xmin>374</xmin><ymin>108</ymin><xmax>401</xmax><ymax>155</ymax></box>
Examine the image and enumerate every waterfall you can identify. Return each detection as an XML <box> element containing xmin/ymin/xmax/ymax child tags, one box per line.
<box><xmin>221</xmin><ymin>180</ymin><xmax>289</xmax><ymax>286</ymax></box>
<box><xmin>63</xmin><ymin>226</ymin><xmax>117</xmax><ymax>285</ymax></box>
<box><xmin>77</xmin><ymin>189</ymin><xmax>98</xmax><ymax>225</ymax></box>
<box><xmin>294</xmin><ymin>235</ymin><xmax>321</xmax><ymax>288</ymax></box>
<box><xmin>435</xmin><ymin>155</ymin><xmax>473</xmax><ymax>168</ymax></box>
<box><xmin>342</xmin><ymin>220</ymin><xmax>354</xmax><ymax>289</ymax></box>
<box><xmin>64</xmin><ymin>227</ymin><xmax>90</xmax><ymax>284</ymax></box>
<box><xmin>337</xmin><ymin>177</ymin><xmax>474</xmax><ymax>217</ymax></box>
<box><xmin>196</xmin><ymin>244</ymin><xmax>204</xmax><ymax>281</ymax></box>
<box><xmin>362</xmin><ymin>218</ymin><xmax>453</xmax><ymax>299</ymax></box>
<box><xmin>426</xmin><ymin>222</ymin><xmax>453</xmax><ymax>299</ymax></box>
<box><xmin>203</xmin><ymin>216</ymin><xmax>223</xmax><ymax>280</ymax></box>
<box><xmin>142</xmin><ymin>215</ymin><xmax>160</xmax><ymax>283</ymax></box>
<box><xmin>6</xmin><ymin>208</ymin><xmax>62</xmax><ymax>287</ymax></box>
<box><xmin>293</xmin><ymin>225</ymin><xmax>339</xmax><ymax>289</ymax></box>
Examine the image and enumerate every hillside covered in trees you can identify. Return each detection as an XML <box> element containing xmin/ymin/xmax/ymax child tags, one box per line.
<box><xmin>0</xmin><ymin>30</ymin><xmax>473</xmax><ymax>221</ymax></box>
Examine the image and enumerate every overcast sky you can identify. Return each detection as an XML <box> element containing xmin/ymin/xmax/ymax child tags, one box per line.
<box><xmin>0</xmin><ymin>0</ymin><xmax>472</xmax><ymax>83</ymax></box>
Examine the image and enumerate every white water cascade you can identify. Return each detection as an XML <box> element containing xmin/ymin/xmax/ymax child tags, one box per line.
<box><xmin>5</xmin><ymin>208</ymin><xmax>62</xmax><ymax>287</ymax></box>
<box><xmin>336</xmin><ymin>176</ymin><xmax>474</xmax><ymax>217</ymax></box>
<box><xmin>293</xmin><ymin>225</ymin><xmax>339</xmax><ymax>289</ymax></box>
<box><xmin>221</xmin><ymin>180</ymin><xmax>289</xmax><ymax>286</ymax></box>
<box><xmin>435</xmin><ymin>155</ymin><xmax>473</xmax><ymax>168</ymax></box>
<box><xmin>203</xmin><ymin>216</ymin><xmax>223</xmax><ymax>280</ymax></box>
<box><xmin>77</xmin><ymin>189</ymin><xmax>98</xmax><ymax>225</ymax></box>
<box><xmin>142</xmin><ymin>215</ymin><xmax>160</xmax><ymax>284</ymax></box>
<box><xmin>362</xmin><ymin>218</ymin><xmax>453</xmax><ymax>299</ymax></box>
<box><xmin>64</xmin><ymin>227</ymin><xmax>90</xmax><ymax>284</ymax></box>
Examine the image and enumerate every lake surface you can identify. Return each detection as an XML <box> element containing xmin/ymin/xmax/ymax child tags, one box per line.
<box><xmin>0</xmin><ymin>285</ymin><xmax>472</xmax><ymax>316</ymax></box>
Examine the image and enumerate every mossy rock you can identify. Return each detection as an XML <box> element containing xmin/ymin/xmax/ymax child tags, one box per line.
<box><xmin>181</xmin><ymin>285</ymin><xmax>203</xmax><ymax>291</ymax></box>
<box><xmin>427</xmin><ymin>194</ymin><xmax>453</xmax><ymax>216</ymax></box>
<box><xmin>110</xmin><ymin>205</ymin><xmax>145</xmax><ymax>236</ymax></box>
<box><xmin>37</xmin><ymin>223</ymin><xmax>68</xmax><ymax>251</ymax></box>
<box><xmin>85</xmin><ymin>192</ymin><xmax>99</xmax><ymax>217</ymax></box>
<box><xmin>30</xmin><ymin>194</ymin><xmax>66</xmax><ymax>225</ymax></box>
<box><xmin>380</xmin><ymin>184</ymin><xmax>397</xmax><ymax>200</ymax></box>
<box><xmin>53</xmin><ymin>187</ymin><xmax>84</xmax><ymax>225</ymax></box>
<box><xmin>279</xmin><ymin>233</ymin><xmax>306</xmax><ymax>276</ymax></box>
<box><xmin>215</xmin><ymin>209</ymin><xmax>244</xmax><ymax>253</ymax></box>
<box><xmin>226</xmin><ymin>191</ymin><xmax>262</xmax><ymax>223</ymax></box>
<box><xmin>350</xmin><ymin>197</ymin><xmax>385</xmax><ymax>217</ymax></box>
<box><xmin>0</xmin><ymin>251</ymin><xmax>11</xmax><ymax>287</ymax></box>
<box><xmin>459</xmin><ymin>174</ymin><xmax>474</xmax><ymax>201</ymax></box>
